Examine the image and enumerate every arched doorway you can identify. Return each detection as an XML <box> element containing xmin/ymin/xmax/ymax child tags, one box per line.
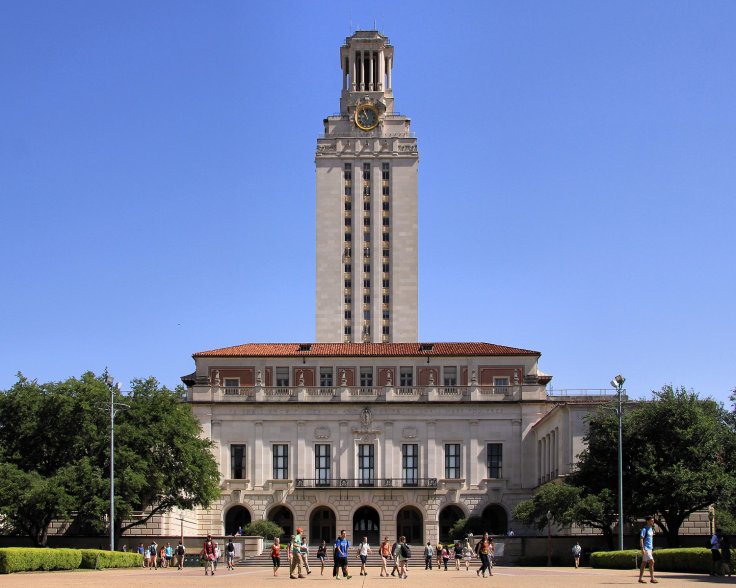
<box><xmin>353</xmin><ymin>506</ymin><xmax>380</xmax><ymax>546</ymax></box>
<box><xmin>268</xmin><ymin>505</ymin><xmax>294</xmax><ymax>539</ymax></box>
<box><xmin>396</xmin><ymin>506</ymin><xmax>423</xmax><ymax>544</ymax></box>
<box><xmin>439</xmin><ymin>505</ymin><xmax>464</xmax><ymax>542</ymax></box>
<box><xmin>482</xmin><ymin>504</ymin><xmax>508</xmax><ymax>535</ymax></box>
<box><xmin>310</xmin><ymin>506</ymin><xmax>337</xmax><ymax>544</ymax></box>
<box><xmin>224</xmin><ymin>505</ymin><xmax>251</xmax><ymax>536</ymax></box>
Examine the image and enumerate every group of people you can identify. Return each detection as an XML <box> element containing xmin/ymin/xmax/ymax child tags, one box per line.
<box><xmin>135</xmin><ymin>540</ymin><xmax>187</xmax><ymax>570</ymax></box>
<box><xmin>200</xmin><ymin>535</ymin><xmax>238</xmax><ymax>575</ymax></box>
<box><xmin>423</xmin><ymin>534</ymin><xmax>494</xmax><ymax>576</ymax></box>
<box><xmin>267</xmin><ymin>529</ymin><xmax>498</xmax><ymax>580</ymax></box>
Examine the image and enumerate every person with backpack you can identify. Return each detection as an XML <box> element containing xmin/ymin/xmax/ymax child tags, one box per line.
<box><xmin>356</xmin><ymin>536</ymin><xmax>372</xmax><ymax>576</ymax></box>
<box><xmin>149</xmin><ymin>541</ymin><xmax>158</xmax><ymax>570</ymax></box>
<box><xmin>441</xmin><ymin>544</ymin><xmax>450</xmax><ymax>571</ymax></box>
<box><xmin>226</xmin><ymin>536</ymin><xmax>236</xmax><ymax>570</ymax></box>
<box><xmin>424</xmin><ymin>541</ymin><xmax>434</xmax><ymax>570</ymax></box>
<box><xmin>711</xmin><ymin>527</ymin><xmax>723</xmax><ymax>576</ymax></box>
<box><xmin>572</xmin><ymin>541</ymin><xmax>582</xmax><ymax>568</ymax></box>
<box><xmin>176</xmin><ymin>541</ymin><xmax>186</xmax><ymax>570</ymax></box>
<box><xmin>638</xmin><ymin>516</ymin><xmax>658</xmax><ymax>584</ymax></box>
<box><xmin>317</xmin><ymin>539</ymin><xmax>328</xmax><ymax>575</ymax></box>
<box><xmin>396</xmin><ymin>535</ymin><xmax>410</xmax><ymax>579</ymax></box>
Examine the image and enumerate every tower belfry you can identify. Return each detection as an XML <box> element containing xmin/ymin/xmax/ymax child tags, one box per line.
<box><xmin>316</xmin><ymin>31</ymin><xmax>418</xmax><ymax>343</ymax></box>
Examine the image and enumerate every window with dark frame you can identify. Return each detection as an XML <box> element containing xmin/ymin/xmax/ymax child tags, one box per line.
<box><xmin>315</xmin><ymin>444</ymin><xmax>331</xmax><ymax>485</ymax></box>
<box><xmin>487</xmin><ymin>443</ymin><xmax>503</xmax><ymax>479</ymax></box>
<box><xmin>402</xmin><ymin>444</ymin><xmax>418</xmax><ymax>486</ymax></box>
<box><xmin>358</xmin><ymin>444</ymin><xmax>375</xmax><ymax>486</ymax></box>
<box><xmin>445</xmin><ymin>443</ymin><xmax>461</xmax><ymax>479</ymax></box>
<box><xmin>231</xmin><ymin>444</ymin><xmax>246</xmax><ymax>479</ymax></box>
<box><xmin>273</xmin><ymin>444</ymin><xmax>289</xmax><ymax>479</ymax></box>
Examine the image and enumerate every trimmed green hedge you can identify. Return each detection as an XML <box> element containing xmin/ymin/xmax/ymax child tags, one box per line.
<box><xmin>80</xmin><ymin>549</ymin><xmax>143</xmax><ymax>569</ymax></box>
<box><xmin>590</xmin><ymin>548</ymin><xmax>711</xmax><ymax>573</ymax></box>
<box><xmin>0</xmin><ymin>548</ymin><xmax>82</xmax><ymax>574</ymax></box>
<box><xmin>0</xmin><ymin>548</ymin><xmax>143</xmax><ymax>574</ymax></box>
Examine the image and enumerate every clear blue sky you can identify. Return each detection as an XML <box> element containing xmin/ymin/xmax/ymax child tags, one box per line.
<box><xmin>1</xmin><ymin>1</ymin><xmax>734</xmax><ymax>405</ymax></box>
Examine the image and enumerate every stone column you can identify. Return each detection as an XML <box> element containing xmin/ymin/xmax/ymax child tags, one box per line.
<box><xmin>254</xmin><ymin>421</ymin><xmax>263</xmax><ymax>487</ymax></box>
<box><xmin>369</xmin><ymin>51</ymin><xmax>374</xmax><ymax>91</ymax></box>
<box><xmin>296</xmin><ymin>421</ymin><xmax>305</xmax><ymax>479</ymax></box>
<box><xmin>351</xmin><ymin>53</ymin><xmax>356</xmax><ymax>91</ymax></box>
<box><xmin>468</xmin><ymin>420</ymin><xmax>479</xmax><ymax>486</ymax></box>
<box><xmin>378</xmin><ymin>50</ymin><xmax>385</xmax><ymax>91</ymax></box>
<box><xmin>426</xmin><ymin>421</ymin><xmax>436</xmax><ymax>480</ymax></box>
<box><xmin>339</xmin><ymin>421</ymin><xmax>348</xmax><ymax>480</ymax></box>
<box><xmin>384</xmin><ymin>421</ymin><xmax>394</xmax><ymax>480</ymax></box>
<box><xmin>387</xmin><ymin>56</ymin><xmax>392</xmax><ymax>90</ymax></box>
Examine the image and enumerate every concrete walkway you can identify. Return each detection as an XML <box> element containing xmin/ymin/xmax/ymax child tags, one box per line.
<box><xmin>0</xmin><ymin>563</ymin><xmax>725</xmax><ymax>587</ymax></box>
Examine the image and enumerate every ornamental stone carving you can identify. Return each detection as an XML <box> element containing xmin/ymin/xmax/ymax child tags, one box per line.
<box><xmin>402</xmin><ymin>426</ymin><xmax>417</xmax><ymax>439</ymax></box>
<box><xmin>314</xmin><ymin>426</ymin><xmax>331</xmax><ymax>439</ymax></box>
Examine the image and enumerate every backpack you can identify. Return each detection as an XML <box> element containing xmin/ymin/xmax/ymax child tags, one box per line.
<box><xmin>177</xmin><ymin>544</ymin><xmax>185</xmax><ymax>556</ymax></box>
<box><xmin>400</xmin><ymin>543</ymin><xmax>411</xmax><ymax>558</ymax></box>
<box><xmin>227</xmin><ymin>541</ymin><xmax>234</xmax><ymax>553</ymax></box>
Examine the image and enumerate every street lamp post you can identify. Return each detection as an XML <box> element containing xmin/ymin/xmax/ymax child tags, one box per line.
<box><xmin>546</xmin><ymin>510</ymin><xmax>552</xmax><ymax>566</ymax></box>
<box><xmin>708</xmin><ymin>506</ymin><xmax>715</xmax><ymax>536</ymax></box>
<box><xmin>103</xmin><ymin>375</ymin><xmax>129</xmax><ymax>552</ymax></box>
<box><xmin>610</xmin><ymin>374</ymin><xmax>626</xmax><ymax>551</ymax></box>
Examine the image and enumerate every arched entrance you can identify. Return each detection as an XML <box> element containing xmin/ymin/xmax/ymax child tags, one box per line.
<box><xmin>396</xmin><ymin>506</ymin><xmax>423</xmax><ymax>544</ymax></box>
<box><xmin>482</xmin><ymin>504</ymin><xmax>508</xmax><ymax>535</ymax></box>
<box><xmin>310</xmin><ymin>506</ymin><xmax>337</xmax><ymax>544</ymax></box>
<box><xmin>268</xmin><ymin>505</ymin><xmax>294</xmax><ymax>539</ymax></box>
<box><xmin>438</xmin><ymin>505</ymin><xmax>464</xmax><ymax>542</ymax></box>
<box><xmin>353</xmin><ymin>506</ymin><xmax>380</xmax><ymax>546</ymax></box>
<box><xmin>224</xmin><ymin>505</ymin><xmax>251</xmax><ymax>536</ymax></box>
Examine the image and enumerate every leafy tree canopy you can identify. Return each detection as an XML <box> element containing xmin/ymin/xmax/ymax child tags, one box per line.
<box><xmin>0</xmin><ymin>372</ymin><xmax>220</xmax><ymax>545</ymax></box>
<box><xmin>570</xmin><ymin>385</ymin><xmax>736</xmax><ymax>546</ymax></box>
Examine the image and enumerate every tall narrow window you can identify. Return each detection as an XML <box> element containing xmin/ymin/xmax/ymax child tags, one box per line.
<box><xmin>320</xmin><ymin>367</ymin><xmax>333</xmax><ymax>387</ymax></box>
<box><xmin>315</xmin><ymin>444</ymin><xmax>331</xmax><ymax>485</ymax></box>
<box><xmin>445</xmin><ymin>443</ymin><xmax>461</xmax><ymax>479</ymax></box>
<box><xmin>399</xmin><ymin>367</ymin><xmax>413</xmax><ymax>387</ymax></box>
<box><xmin>360</xmin><ymin>367</ymin><xmax>373</xmax><ymax>387</ymax></box>
<box><xmin>402</xmin><ymin>444</ymin><xmax>418</xmax><ymax>486</ymax></box>
<box><xmin>487</xmin><ymin>443</ymin><xmax>503</xmax><ymax>479</ymax></box>
<box><xmin>231</xmin><ymin>444</ymin><xmax>246</xmax><ymax>479</ymax></box>
<box><xmin>275</xmin><ymin>368</ymin><xmax>289</xmax><ymax>387</ymax></box>
<box><xmin>443</xmin><ymin>367</ymin><xmax>457</xmax><ymax>386</ymax></box>
<box><xmin>494</xmin><ymin>377</ymin><xmax>510</xmax><ymax>394</ymax></box>
<box><xmin>358</xmin><ymin>444</ymin><xmax>375</xmax><ymax>486</ymax></box>
<box><xmin>273</xmin><ymin>444</ymin><xmax>289</xmax><ymax>479</ymax></box>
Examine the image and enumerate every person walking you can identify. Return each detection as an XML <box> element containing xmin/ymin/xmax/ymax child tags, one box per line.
<box><xmin>390</xmin><ymin>540</ymin><xmax>400</xmax><ymax>577</ymax></box>
<box><xmin>711</xmin><ymin>527</ymin><xmax>723</xmax><ymax>576</ymax></box>
<box><xmin>476</xmin><ymin>533</ymin><xmax>491</xmax><ymax>578</ymax></box>
<box><xmin>357</xmin><ymin>536</ymin><xmax>372</xmax><ymax>576</ymax></box>
<box><xmin>301</xmin><ymin>533</ymin><xmax>312</xmax><ymax>575</ymax></box>
<box><xmin>441</xmin><ymin>545</ymin><xmax>449</xmax><ymax>570</ymax></box>
<box><xmin>213</xmin><ymin>541</ymin><xmax>221</xmax><ymax>571</ymax></box>
<box><xmin>396</xmin><ymin>535</ymin><xmax>410</xmax><ymax>579</ymax></box>
<box><xmin>176</xmin><ymin>541</ymin><xmax>186</xmax><ymax>570</ymax></box>
<box><xmin>333</xmin><ymin>529</ymin><xmax>352</xmax><ymax>579</ymax></box>
<box><xmin>379</xmin><ymin>537</ymin><xmax>391</xmax><ymax>576</ymax></box>
<box><xmin>317</xmin><ymin>539</ymin><xmax>328</xmax><ymax>575</ymax></box>
<box><xmin>149</xmin><ymin>541</ymin><xmax>158</xmax><ymax>570</ymax></box>
<box><xmin>424</xmin><ymin>541</ymin><xmax>434</xmax><ymax>570</ymax></box>
<box><xmin>271</xmin><ymin>537</ymin><xmax>282</xmax><ymax>577</ymax></box>
<box><xmin>462</xmin><ymin>540</ymin><xmax>473</xmax><ymax>571</ymax></box>
<box><xmin>289</xmin><ymin>533</ymin><xmax>305</xmax><ymax>579</ymax></box>
<box><xmin>226</xmin><ymin>536</ymin><xmax>235</xmax><ymax>570</ymax></box>
<box><xmin>142</xmin><ymin>543</ymin><xmax>150</xmax><ymax>568</ymax></box>
<box><xmin>201</xmin><ymin>534</ymin><xmax>216</xmax><ymax>576</ymax></box>
<box><xmin>453</xmin><ymin>541</ymin><xmax>463</xmax><ymax>571</ymax></box>
<box><xmin>720</xmin><ymin>534</ymin><xmax>732</xmax><ymax>577</ymax></box>
<box><xmin>638</xmin><ymin>516</ymin><xmax>658</xmax><ymax>584</ymax></box>
<box><xmin>572</xmin><ymin>541</ymin><xmax>582</xmax><ymax>568</ymax></box>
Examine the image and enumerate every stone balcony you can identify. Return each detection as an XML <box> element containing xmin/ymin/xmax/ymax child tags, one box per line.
<box><xmin>188</xmin><ymin>383</ymin><xmax>548</xmax><ymax>403</ymax></box>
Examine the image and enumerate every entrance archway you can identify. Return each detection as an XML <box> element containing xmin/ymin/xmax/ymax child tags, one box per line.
<box><xmin>482</xmin><ymin>504</ymin><xmax>508</xmax><ymax>535</ymax></box>
<box><xmin>438</xmin><ymin>505</ymin><xmax>464</xmax><ymax>542</ymax></box>
<box><xmin>268</xmin><ymin>505</ymin><xmax>294</xmax><ymax>539</ymax></box>
<box><xmin>396</xmin><ymin>506</ymin><xmax>423</xmax><ymax>544</ymax></box>
<box><xmin>310</xmin><ymin>506</ymin><xmax>337</xmax><ymax>544</ymax></box>
<box><xmin>224</xmin><ymin>505</ymin><xmax>251</xmax><ymax>536</ymax></box>
<box><xmin>353</xmin><ymin>506</ymin><xmax>380</xmax><ymax>546</ymax></box>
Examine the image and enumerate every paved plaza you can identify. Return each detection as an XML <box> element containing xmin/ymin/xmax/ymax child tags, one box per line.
<box><xmin>0</xmin><ymin>564</ymin><xmax>728</xmax><ymax>587</ymax></box>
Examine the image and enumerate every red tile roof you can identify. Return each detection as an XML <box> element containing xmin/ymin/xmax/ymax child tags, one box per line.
<box><xmin>193</xmin><ymin>342</ymin><xmax>540</xmax><ymax>358</ymax></box>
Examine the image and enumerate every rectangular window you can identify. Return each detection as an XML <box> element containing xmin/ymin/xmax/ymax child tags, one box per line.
<box><xmin>344</xmin><ymin>325</ymin><xmax>352</xmax><ymax>335</ymax></box>
<box><xmin>231</xmin><ymin>444</ymin><xmax>246</xmax><ymax>479</ymax></box>
<box><xmin>382</xmin><ymin>325</ymin><xmax>390</xmax><ymax>335</ymax></box>
<box><xmin>358</xmin><ymin>444</ymin><xmax>375</xmax><ymax>486</ymax></box>
<box><xmin>382</xmin><ymin>185</ymin><xmax>390</xmax><ymax>196</ymax></box>
<box><xmin>363</xmin><ymin>185</ymin><xmax>371</xmax><ymax>196</ymax></box>
<box><xmin>445</xmin><ymin>443</ymin><xmax>461</xmax><ymax>479</ymax></box>
<box><xmin>382</xmin><ymin>217</ymin><xmax>390</xmax><ymax>226</ymax></box>
<box><xmin>345</xmin><ymin>185</ymin><xmax>352</xmax><ymax>196</ymax></box>
<box><xmin>364</xmin><ymin>231</ymin><xmax>371</xmax><ymax>242</ymax></box>
<box><xmin>402</xmin><ymin>444</ymin><xmax>418</xmax><ymax>486</ymax></box>
<box><xmin>382</xmin><ymin>248</ymin><xmax>389</xmax><ymax>257</ymax></box>
<box><xmin>382</xmin><ymin>309</ymin><xmax>390</xmax><ymax>320</ymax></box>
<box><xmin>363</xmin><ymin>310</ymin><xmax>370</xmax><ymax>320</ymax></box>
<box><xmin>344</xmin><ymin>278</ymin><xmax>351</xmax><ymax>288</ymax></box>
<box><xmin>363</xmin><ymin>294</ymin><xmax>371</xmax><ymax>303</ymax></box>
<box><xmin>363</xmin><ymin>217</ymin><xmax>370</xmax><ymax>226</ymax></box>
<box><xmin>345</xmin><ymin>217</ymin><xmax>352</xmax><ymax>226</ymax></box>
<box><xmin>382</xmin><ymin>162</ymin><xmax>390</xmax><ymax>180</ymax></box>
<box><xmin>275</xmin><ymin>367</ymin><xmax>289</xmax><ymax>387</ymax></box>
<box><xmin>363</xmin><ymin>163</ymin><xmax>371</xmax><ymax>180</ymax></box>
<box><xmin>363</xmin><ymin>247</ymin><xmax>371</xmax><ymax>258</ymax></box>
<box><xmin>345</xmin><ymin>232</ymin><xmax>352</xmax><ymax>242</ymax></box>
<box><xmin>273</xmin><ymin>444</ymin><xmax>289</xmax><ymax>479</ymax></box>
<box><xmin>359</xmin><ymin>367</ymin><xmax>373</xmax><ymax>387</ymax></box>
<box><xmin>344</xmin><ymin>310</ymin><xmax>351</xmax><ymax>319</ymax></box>
<box><xmin>363</xmin><ymin>263</ymin><xmax>370</xmax><ymax>273</ymax></box>
<box><xmin>344</xmin><ymin>263</ymin><xmax>351</xmax><ymax>273</ymax></box>
<box><xmin>320</xmin><ymin>368</ymin><xmax>333</xmax><ymax>387</ymax></box>
<box><xmin>443</xmin><ymin>367</ymin><xmax>457</xmax><ymax>386</ymax></box>
<box><xmin>315</xmin><ymin>444</ymin><xmax>331</xmax><ymax>485</ymax></box>
<box><xmin>399</xmin><ymin>367</ymin><xmax>413</xmax><ymax>387</ymax></box>
<box><xmin>223</xmin><ymin>378</ymin><xmax>239</xmax><ymax>393</ymax></box>
<box><xmin>382</xmin><ymin>279</ymin><xmax>390</xmax><ymax>288</ymax></box>
<box><xmin>344</xmin><ymin>294</ymin><xmax>352</xmax><ymax>304</ymax></box>
<box><xmin>344</xmin><ymin>163</ymin><xmax>352</xmax><ymax>180</ymax></box>
<box><xmin>363</xmin><ymin>279</ymin><xmax>370</xmax><ymax>288</ymax></box>
<box><xmin>382</xmin><ymin>294</ymin><xmax>390</xmax><ymax>304</ymax></box>
<box><xmin>382</xmin><ymin>232</ymin><xmax>390</xmax><ymax>242</ymax></box>
<box><xmin>487</xmin><ymin>443</ymin><xmax>503</xmax><ymax>479</ymax></box>
<box><xmin>494</xmin><ymin>377</ymin><xmax>510</xmax><ymax>394</ymax></box>
<box><xmin>382</xmin><ymin>263</ymin><xmax>390</xmax><ymax>273</ymax></box>
<box><xmin>363</xmin><ymin>201</ymin><xmax>370</xmax><ymax>211</ymax></box>
<box><xmin>382</xmin><ymin>201</ymin><xmax>390</xmax><ymax>211</ymax></box>
<box><xmin>344</xmin><ymin>199</ymin><xmax>352</xmax><ymax>210</ymax></box>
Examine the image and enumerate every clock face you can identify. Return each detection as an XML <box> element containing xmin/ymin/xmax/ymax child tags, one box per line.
<box><xmin>355</xmin><ymin>103</ymin><xmax>379</xmax><ymax>131</ymax></box>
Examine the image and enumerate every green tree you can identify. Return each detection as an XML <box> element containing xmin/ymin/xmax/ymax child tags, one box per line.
<box><xmin>0</xmin><ymin>372</ymin><xmax>221</xmax><ymax>545</ymax></box>
<box><xmin>512</xmin><ymin>482</ymin><xmax>579</xmax><ymax>529</ymax></box>
<box><xmin>242</xmin><ymin>520</ymin><xmax>284</xmax><ymax>540</ymax></box>
<box><xmin>571</xmin><ymin>385</ymin><xmax>736</xmax><ymax>547</ymax></box>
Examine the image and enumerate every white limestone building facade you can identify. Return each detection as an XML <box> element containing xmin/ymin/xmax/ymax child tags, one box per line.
<box><xmin>176</xmin><ymin>31</ymin><xmax>622</xmax><ymax>544</ymax></box>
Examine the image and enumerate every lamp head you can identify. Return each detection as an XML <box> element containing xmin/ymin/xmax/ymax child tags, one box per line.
<box><xmin>614</xmin><ymin>374</ymin><xmax>625</xmax><ymax>386</ymax></box>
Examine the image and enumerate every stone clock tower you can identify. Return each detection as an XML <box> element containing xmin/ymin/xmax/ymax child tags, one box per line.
<box><xmin>316</xmin><ymin>30</ymin><xmax>418</xmax><ymax>343</ymax></box>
